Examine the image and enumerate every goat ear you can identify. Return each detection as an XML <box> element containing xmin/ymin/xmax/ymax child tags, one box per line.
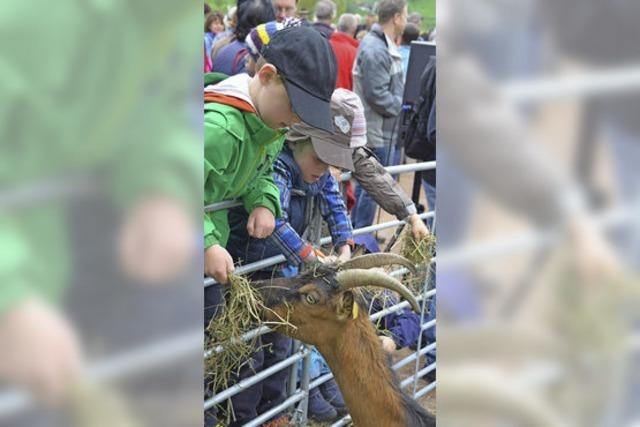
<box><xmin>336</xmin><ymin>291</ymin><xmax>356</xmax><ymax>321</ymax></box>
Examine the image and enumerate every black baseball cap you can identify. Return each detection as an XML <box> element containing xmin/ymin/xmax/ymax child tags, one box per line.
<box><xmin>261</xmin><ymin>26</ymin><xmax>337</xmax><ymax>132</ymax></box>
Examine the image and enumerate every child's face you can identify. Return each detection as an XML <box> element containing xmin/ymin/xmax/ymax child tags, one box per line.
<box><xmin>253</xmin><ymin>65</ymin><xmax>300</xmax><ymax>129</ymax></box>
<box><xmin>209</xmin><ymin>20</ymin><xmax>224</xmax><ymax>34</ymax></box>
<box><xmin>292</xmin><ymin>141</ymin><xmax>330</xmax><ymax>183</ymax></box>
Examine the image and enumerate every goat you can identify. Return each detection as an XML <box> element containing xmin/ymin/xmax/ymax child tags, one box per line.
<box><xmin>253</xmin><ymin>253</ymin><xmax>436</xmax><ymax>427</ymax></box>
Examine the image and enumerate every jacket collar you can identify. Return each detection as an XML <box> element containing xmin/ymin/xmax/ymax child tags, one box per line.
<box><xmin>245</xmin><ymin>114</ymin><xmax>287</xmax><ymax>146</ymax></box>
<box><xmin>370</xmin><ymin>24</ymin><xmax>401</xmax><ymax>59</ymax></box>
<box><xmin>370</xmin><ymin>23</ymin><xmax>387</xmax><ymax>45</ymax></box>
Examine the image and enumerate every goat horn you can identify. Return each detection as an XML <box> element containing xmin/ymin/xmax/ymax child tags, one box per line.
<box><xmin>336</xmin><ymin>269</ymin><xmax>421</xmax><ymax>313</ymax></box>
<box><xmin>339</xmin><ymin>253</ymin><xmax>417</xmax><ymax>274</ymax></box>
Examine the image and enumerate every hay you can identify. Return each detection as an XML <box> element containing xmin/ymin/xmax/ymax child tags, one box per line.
<box><xmin>204</xmin><ymin>273</ymin><xmax>294</xmax><ymax>398</ymax></box>
<box><xmin>355</xmin><ymin>225</ymin><xmax>436</xmax><ymax>325</ymax></box>
<box><xmin>400</xmin><ymin>225</ymin><xmax>436</xmax><ymax>292</ymax></box>
<box><xmin>204</xmin><ymin>274</ymin><xmax>263</xmax><ymax>394</ymax></box>
<box><xmin>400</xmin><ymin>224</ymin><xmax>436</xmax><ymax>267</ymax></box>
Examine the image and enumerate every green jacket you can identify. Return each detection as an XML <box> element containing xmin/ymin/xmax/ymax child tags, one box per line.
<box><xmin>204</xmin><ymin>77</ymin><xmax>286</xmax><ymax>249</ymax></box>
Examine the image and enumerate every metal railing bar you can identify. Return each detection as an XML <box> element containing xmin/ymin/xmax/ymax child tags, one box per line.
<box><xmin>392</xmin><ymin>342</ymin><xmax>437</xmax><ymax>371</ymax></box>
<box><xmin>400</xmin><ymin>362</ymin><xmax>437</xmax><ymax>389</ymax></box>
<box><xmin>205</xmin><ymin>211</ymin><xmax>434</xmax><ymax>287</ymax></box>
<box><xmin>205</xmin><ymin>347</ymin><xmax>311</xmax><ymax>408</ymax></box>
<box><xmin>413</xmin><ymin>381</ymin><xmax>437</xmax><ymax>399</ymax></box>
<box><xmin>205</xmin><ymin>162</ymin><xmax>436</xmax><ymax>213</ymax></box>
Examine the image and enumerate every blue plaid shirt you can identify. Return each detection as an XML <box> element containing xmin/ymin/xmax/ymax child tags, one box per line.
<box><xmin>269</xmin><ymin>150</ymin><xmax>352</xmax><ymax>266</ymax></box>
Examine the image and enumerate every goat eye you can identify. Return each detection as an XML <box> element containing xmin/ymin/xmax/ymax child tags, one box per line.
<box><xmin>305</xmin><ymin>294</ymin><xmax>318</xmax><ymax>305</ymax></box>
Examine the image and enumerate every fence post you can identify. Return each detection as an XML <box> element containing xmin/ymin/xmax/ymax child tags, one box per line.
<box><xmin>288</xmin><ymin>340</ymin><xmax>301</xmax><ymax>398</ymax></box>
<box><xmin>296</xmin><ymin>345</ymin><xmax>313</xmax><ymax>425</ymax></box>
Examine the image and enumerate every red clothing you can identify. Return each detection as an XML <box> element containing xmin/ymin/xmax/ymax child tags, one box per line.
<box><xmin>329</xmin><ymin>31</ymin><xmax>359</xmax><ymax>90</ymax></box>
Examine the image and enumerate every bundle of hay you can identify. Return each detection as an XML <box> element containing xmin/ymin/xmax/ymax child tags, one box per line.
<box><xmin>204</xmin><ymin>274</ymin><xmax>293</xmax><ymax>395</ymax></box>
<box><xmin>400</xmin><ymin>224</ymin><xmax>436</xmax><ymax>293</ymax></box>
<box><xmin>357</xmin><ymin>225</ymin><xmax>436</xmax><ymax>327</ymax></box>
<box><xmin>205</xmin><ymin>274</ymin><xmax>264</xmax><ymax>393</ymax></box>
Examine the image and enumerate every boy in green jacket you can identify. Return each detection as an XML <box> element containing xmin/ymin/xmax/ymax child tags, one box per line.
<box><xmin>204</xmin><ymin>26</ymin><xmax>337</xmax><ymax>285</ymax></box>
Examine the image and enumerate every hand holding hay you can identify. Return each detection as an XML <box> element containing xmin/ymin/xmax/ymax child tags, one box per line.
<box><xmin>400</xmin><ymin>223</ymin><xmax>436</xmax><ymax>292</ymax></box>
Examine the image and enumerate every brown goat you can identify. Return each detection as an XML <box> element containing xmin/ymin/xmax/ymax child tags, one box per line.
<box><xmin>254</xmin><ymin>254</ymin><xmax>436</xmax><ymax>427</ymax></box>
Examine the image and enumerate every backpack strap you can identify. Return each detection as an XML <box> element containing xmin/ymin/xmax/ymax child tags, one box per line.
<box><xmin>231</xmin><ymin>47</ymin><xmax>249</xmax><ymax>75</ymax></box>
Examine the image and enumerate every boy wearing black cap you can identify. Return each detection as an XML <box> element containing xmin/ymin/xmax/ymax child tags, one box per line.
<box><xmin>204</xmin><ymin>26</ymin><xmax>337</xmax><ymax>286</ymax></box>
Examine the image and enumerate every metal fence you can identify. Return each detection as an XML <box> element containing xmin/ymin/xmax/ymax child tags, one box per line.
<box><xmin>204</xmin><ymin>161</ymin><xmax>437</xmax><ymax>426</ymax></box>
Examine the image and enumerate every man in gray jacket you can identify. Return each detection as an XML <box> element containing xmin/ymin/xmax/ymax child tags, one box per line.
<box><xmin>352</xmin><ymin>0</ymin><xmax>408</xmax><ymax>230</ymax></box>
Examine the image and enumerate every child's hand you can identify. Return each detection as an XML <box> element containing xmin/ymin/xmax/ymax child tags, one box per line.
<box><xmin>247</xmin><ymin>206</ymin><xmax>275</xmax><ymax>239</ymax></box>
<box><xmin>329</xmin><ymin>166</ymin><xmax>343</xmax><ymax>182</ymax></box>
<box><xmin>205</xmin><ymin>245</ymin><xmax>235</xmax><ymax>284</ymax></box>
<box><xmin>409</xmin><ymin>214</ymin><xmax>430</xmax><ymax>240</ymax></box>
<box><xmin>337</xmin><ymin>244</ymin><xmax>352</xmax><ymax>263</ymax></box>
<box><xmin>118</xmin><ymin>197</ymin><xmax>194</xmax><ymax>284</ymax></box>
<box><xmin>379</xmin><ymin>336</ymin><xmax>397</xmax><ymax>353</ymax></box>
<box><xmin>0</xmin><ymin>299</ymin><xmax>84</xmax><ymax>404</ymax></box>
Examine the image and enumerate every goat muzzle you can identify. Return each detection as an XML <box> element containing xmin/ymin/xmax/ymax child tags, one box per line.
<box><xmin>335</xmin><ymin>269</ymin><xmax>421</xmax><ymax>313</ymax></box>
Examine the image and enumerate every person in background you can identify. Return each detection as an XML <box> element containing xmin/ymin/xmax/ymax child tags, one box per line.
<box><xmin>204</xmin><ymin>10</ymin><xmax>225</xmax><ymax>66</ymax></box>
<box><xmin>272</xmin><ymin>0</ymin><xmax>297</xmax><ymax>22</ymax></box>
<box><xmin>329</xmin><ymin>13</ymin><xmax>360</xmax><ymax>210</ymax></box>
<box><xmin>426</xmin><ymin>27</ymin><xmax>436</xmax><ymax>41</ymax></box>
<box><xmin>330</xmin><ymin>14</ymin><xmax>359</xmax><ymax>90</ymax></box>
<box><xmin>211</xmin><ymin>0</ymin><xmax>275</xmax><ymax>76</ymax></box>
<box><xmin>355</xmin><ymin>10</ymin><xmax>376</xmax><ymax>40</ymax></box>
<box><xmin>297</xmin><ymin>8</ymin><xmax>311</xmax><ymax>26</ymax></box>
<box><xmin>399</xmin><ymin>23</ymin><xmax>420</xmax><ymax>81</ymax></box>
<box><xmin>352</xmin><ymin>0</ymin><xmax>408</xmax><ymax>233</ymax></box>
<box><xmin>369</xmin><ymin>290</ymin><xmax>436</xmax><ymax>383</ymax></box>
<box><xmin>205</xmin><ymin>2</ymin><xmax>211</xmax><ymax>14</ymax></box>
<box><xmin>407</xmin><ymin>11</ymin><xmax>423</xmax><ymax>28</ymax></box>
<box><xmin>312</xmin><ymin>0</ymin><xmax>336</xmax><ymax>39</ymax></box>
<box><xmin>210</xmin><ymin>6</ymin><xmax>237</xmax><ymax>51</ymax></box>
